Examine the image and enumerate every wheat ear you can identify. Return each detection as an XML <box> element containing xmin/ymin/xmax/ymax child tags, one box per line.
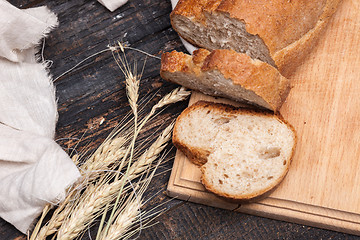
<box><xmin>101</xmin><ymin>43</ymin><xmax>143</xmax><ymax>235</ymax></box>
<box><xmin>100</xmin><ymin>196</ymin><xmax>142</xmax><ymax>240</ymax></box>
<box><xmin>56</xmin><ymin>123</ymin><xmax>173</xmax><ymax>240</ymax></box>
<box><xmin>32</xmin><ymin>42</ymin><xmax>190</xmax><ymax>239</ymax></box>
<box><xmin>137</xmin><ymin>87</ymin><xmax>190</xmax><ymax>134</ymax></box>
<box><xmin>100</xmin><ymin>144</ymin><xmax>166</xmax><ymax>240</ymax></box>
<box><xmin>34</xmin><ymin>190</ymin><xmax>77</xmax><ymax>240</ymax></box>
<box><xmin>80</xmin><ymin>137</ymin><xmax>127</xmax><ymax>180</ymax></box>
<box><xmin>54</xmin><ymin>48</ymin><xmax>142</xmax><ymax>240</ymax></box>
<box><xmin>32</xmin><ymin>136</ymin><xmax>128</xmax><ymax>240</ymax></box>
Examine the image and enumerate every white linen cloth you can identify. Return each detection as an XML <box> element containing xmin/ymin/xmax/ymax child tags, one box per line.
<box><xmin>0</xmin><ymin>0</ymin><xmax>80</xmax><ymax>234</ymax></box>
<box><xmin>98</xmin><ymin>0</ymin><xmax>128</xmax><ymax>12</ymax></box>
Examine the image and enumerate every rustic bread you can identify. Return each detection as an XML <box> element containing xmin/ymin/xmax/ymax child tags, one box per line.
<box><xmin>173</xmin><ymin>101</ymin><xmax>296</xmax><ymax>201</ymax></box>
<box><xmin>171</xmin><ymin>0</ymin><xmax>341</xmax><ymax>77</ymax></box>
<box><xmin>161</xmin><ymin>48</ymin><xmax>290</xmax><ymax>112</ymax></box>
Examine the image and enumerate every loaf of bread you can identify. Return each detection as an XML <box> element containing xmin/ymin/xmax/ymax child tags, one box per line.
<box><xmin>161</xmin><ymin>48</ymin><xmax>290</xmax><ymax>112</ymax></box>
<box><xmin>173</xmin><ymin>101</ymin><xmax>296</xmax><ymax>201</ymax></box>
<box><xmin>171</xmin><ymin>0</ymin><xmax>341</xmax><ymax>77</ymax></box>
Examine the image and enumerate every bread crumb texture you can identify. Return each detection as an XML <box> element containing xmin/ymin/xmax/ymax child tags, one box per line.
<box><xmin>173</xmin><ymin>101</ymin><xmax>296</xmax><ymax>200</ymax></box>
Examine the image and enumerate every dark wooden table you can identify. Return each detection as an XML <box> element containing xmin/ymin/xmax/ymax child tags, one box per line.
<box><xmin>1</xmin><ymin>0</ymin><xmax>359</xmax><ymax>239</ymax></box>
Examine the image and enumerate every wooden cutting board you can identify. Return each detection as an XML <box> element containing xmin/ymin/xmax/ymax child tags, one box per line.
<box><xmin>167</xmin><ymin>0</ymin><xmax>360</xmax><ymax>235</ymax></box>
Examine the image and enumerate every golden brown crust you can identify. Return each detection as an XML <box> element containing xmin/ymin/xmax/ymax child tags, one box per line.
<box><xmin>172</xmin><ymin>140</ymin><xmax>210</xmax><ymax>166</ymax></box>
<box><xmin>173</xmin><ymin>101</ymin><xmax>297</xmax><ymax>201</ymax></box>
<box><xmin>160</xmin><ymin>49</ymin><xmax>290</xmax><ymax>112</ymax></box>
<box><xmin>202</xmin><ymin>49</ymin><xmax>290</xmax><ymax>112</ymax></box>
<box><xmin>201</xmin><ymin>172</ymin><xmax>283</xmax><ymax>203</ymax></box>
<box><xmin>160</xmin><ymin>51</ymin><xmax>192</xmax><ymax>73</ymax></box>
<box><xmin>160</xmin><ymin>49</ymin><xmax>210</xmax><ymax>76</ymax></box>
<box><xmin>172</xmin><ymin>101</ymin><xmax>214</xmax><ymax>166</ymax></box>
<box><xmin>171</xmin><ymin>0</ymin><xmax>342</xmax><ymax>77</ymax></box>
<box><xmin>273</xmin><ymin>0</ymin><xmax>342</xmax><ymax>76</ymax></box>
<box><xmin>217</xmin><ymin>0</ymin><xmax>327</xmax><ymax>54</ymax></box>
<box><xmin>192</xmin><ymin>48</ymin><xmax>211</xmax><ymax>65</ymax></box>
<box><xmin>171</xmin><ymin>0</ymin><xmax>221</xmax><ymax>23</ymax></box>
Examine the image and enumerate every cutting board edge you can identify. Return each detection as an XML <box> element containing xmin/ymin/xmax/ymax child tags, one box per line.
<box><xmin>167</xmin><ymin>164</ymin><xmax>360</xmax><ymax>236</ymax></box>
<box><xmin>167</xmin><ymin>134</ymin><xmax>360</xmax><ymax>236</ymax></box>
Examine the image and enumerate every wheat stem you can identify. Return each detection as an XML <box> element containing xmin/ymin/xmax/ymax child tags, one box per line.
<box><xmin>137</xmin><ymin>87</ymin><xmax>190</xmax><ymax>136</ymax></box>
<box><xmin>54</xmin><ymin>42</ymin><xmax>160</xmax><ymax>82</ymax></box>
<box><xmin>101</xmin><ymin>43</ymin><xmax>142</xmax><ymax>236</ymax></box>
<box><xmin>29</xmin><ymin>204</ymin><xmax>51</xmax><ymax>240</ymax></box>
<box><xmin>100</xmin><ymin>144</ymin><xmax>167</xmax><ymax>240</ymax></box>
<box><xmin>31</xmin><ymin>42</ymin><xmax>190</xmax><ymax>240</ymax></box>
<box><xmin>56</xmin><ymin>123</ymin><xmax>173</xmax><ymax>240</ymax></box>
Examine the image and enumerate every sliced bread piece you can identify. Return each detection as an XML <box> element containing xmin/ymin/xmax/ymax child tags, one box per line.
<box><xmin>170</xmin><ymin>0</ymin><xmax>341</xmax><ymax>77</ymax></box>
<box><xmin>173</xmin><ymin>101</ymin><xmax>296</xmax><ymax>201</ymax></box>
<box><xmin>161</xmin><ymin>48</ymin><xmax>290</xmax><ymax>112</ymax></box>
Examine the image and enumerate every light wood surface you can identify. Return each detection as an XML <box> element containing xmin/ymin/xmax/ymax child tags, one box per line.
<box><xmin>167</xmin><ymin>0</ymin><xmax>360</xmax><ymax>235</ymax></box>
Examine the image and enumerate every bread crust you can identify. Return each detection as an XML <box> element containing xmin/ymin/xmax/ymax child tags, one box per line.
<box><xmin>161</xmin><ymin>49</ymin><xmax>290</xmax><ymax>112</ymax></box>
<box><xmin>171</xmin><ymin>0</ymin><xmax>342</xmax><ymax>77</ymax></box>
<box><xmin>173</xmin><ymin>101</ymin><xmax>213</xmax><ymax>166</ymax></box>
<box><xmin>173</xmin><ymin>101</ymin><xmax>297</xmax><ymax>202</ymax></box>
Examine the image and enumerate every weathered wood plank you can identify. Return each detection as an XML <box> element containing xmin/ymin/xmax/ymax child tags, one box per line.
<box><xmin>1</xmin><ymin>0</ymin><xmax>360</xmax><ymax>240</ymax></box>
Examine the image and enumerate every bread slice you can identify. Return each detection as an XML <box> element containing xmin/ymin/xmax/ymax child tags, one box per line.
<box><xmin>170</xmin><ymin>0</ymin><xmax>341</xmax><ymax>77</ymax></box>
<box><xmin>173</xmin><ymin>101</ymin><xmax>296</xmax><ymax>201</ymax></box>
<box><xmin>161</xmin><ymin>48</ymin><xmax>290</xmax><ymax>112</ymax></box>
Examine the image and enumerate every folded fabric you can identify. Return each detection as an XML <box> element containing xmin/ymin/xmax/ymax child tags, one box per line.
<box><xmin>0</xmin><ymin>0</ymin><xmax>80</xmax><ymax>234</ymax></box>
<box><xmin>98</xmin><ymin>0</ymin><xmax>128</xmax><ymax>12</ymax></box>
<box><xmin>0</xmin><ymin>124</ymin><xmax>80</xmax><ymax>233</ymax></box>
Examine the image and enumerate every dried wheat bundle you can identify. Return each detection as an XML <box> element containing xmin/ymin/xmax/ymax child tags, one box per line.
<box><xmin>29</xmin><ymin>43</ymin><xmax>191</xmax><ymax>240</ymax></box>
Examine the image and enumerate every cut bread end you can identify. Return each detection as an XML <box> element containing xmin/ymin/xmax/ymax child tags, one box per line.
<box><xmin>161</xmin><ymin>49</ymin><xmax>290</xmax><ymax>112</ymax></box>
<box><xmin>173</xmin><ymin>101</ymin><xmax>296</xmax><ymax>201</ymax></box>
<box><xmin>170</xmin><ymin>0</ymin><xmax>341</xmax><ymax>78</ymax></box>
<box><xmin>171</xmin><ymin>10</ymin><xmax>275</xmax><ymax>68</ymax></box>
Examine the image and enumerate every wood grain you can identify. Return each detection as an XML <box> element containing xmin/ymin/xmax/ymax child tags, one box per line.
<box><xmin>168</xmin><ymin>0</ymin><xmax>360</xmax><ymax>235</ymax></box>
<box><xmin>275</xmin><ymin>0</ymin><xmax>360</xmax><ymax>212</ymax></box>
<box><xmin>1</xmin><ymin>0</ymin><xmax>360</xmax><ymax>239</ymax></box>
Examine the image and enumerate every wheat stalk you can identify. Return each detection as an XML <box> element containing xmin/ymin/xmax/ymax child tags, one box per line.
<box><xmin>34</xmin><ymin>191</ymin><xmax>78</xmax><ymax>240</ymax></box>
<box><xmin>99</xmin><ymin>144</ymin><xmax>167</xmax><ymax>240</ymax></box>
<box><xmin>100</xmin><ymin>195</ymin><xmax>142</xmax><ymax>240</ymax></box>
<box><xmin>80</xmin><ymin>137</ymin><xmax>127</xmax><ymax>181</ymax></box>
<box><xmin>46</xmin><ymin>89</ymin><xmax>185</xmax><ymax>238</ymax></box>
<box><xmin>37</xmin><ymin>54</ymin><xmax>143</xmax><ymax>239</ymax></box>
<box><xmin>32</xmin><ymin>136</ymin><xmax>129</xmax><ymax>240</ymax></box>
<box><xmin>30</xmin><ymin>41</ymin><xmax>191</xmax><ymax>240</ymax></box>
<box><xmin>32</xmin><ymin>85</ymin><xmax>188</xmax><ymax>240</ymax></box>
<box><xmin>56</xmin><ymin>123</ymin><xmax>174</xmax><ymax>240</ymax></box>
<box><xmin>138</xmin><ymin>87</ymin><xmax>190</xmax><ymax>131</ymax></box>
<box><xmin>100</xmin><ymin>43</ymin><xmax>144</xmax><ymax>236</ymax></box>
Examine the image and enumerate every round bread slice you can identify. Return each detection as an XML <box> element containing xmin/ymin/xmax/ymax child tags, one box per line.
<box><xmin>173</xmin><ymin>101</ymin><xmax>296</xmax><ymax>201</ymax></box>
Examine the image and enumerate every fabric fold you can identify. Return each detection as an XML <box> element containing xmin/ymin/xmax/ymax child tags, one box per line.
<box><xmin>0</xmin><ymin>1</ymin><xmax>58</xmax><ymax>63</ymax></box>
<box><xmin>0</xmin><ymin>0</ymin><xmax>80</xmax><ymax>234</ymax></box>
<box><xmin>0</xmin><ymin>125</ymin><xmax>80</xmax><ymax>233</ymax></box>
